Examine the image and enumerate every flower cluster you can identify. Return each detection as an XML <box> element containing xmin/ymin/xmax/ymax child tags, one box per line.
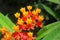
<box><xmin>0</xmin><ymin>6</ymin><xmax>44</xmax><ymax>40</ymax></box>
<box><xmin>1</xmin><ymin>27</ymin><xmax>12</xmax><ymax>40</ymax></box>
<box><xmin>1</xmin><ymin>27</ymin><xmax>34</xmax><ymax>40</ymax></box>
<box><xmin>12</xmin><ymin>31</ymin><xmax>35</xmax><ymax>40</ymax></box>
<box><xmin>14</xmin><ymin>5</ymin><xmax>44</xmax><ymax>31</ymax></box>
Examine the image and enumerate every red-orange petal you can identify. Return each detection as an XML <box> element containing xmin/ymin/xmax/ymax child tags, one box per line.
<box><xmin>28</xmin><ymin>11</ymin><xmax>32</xmax><ymax>17</ymax></box>
<box><xmin>22</xmin><ymin>16</ymin><xmax>27</xmax><ymax>22</ymax></box>
<box><xmin>27</xmin><ymin>24</ymin><xmax>34</xmax><ymax>30</ymax></box>
<box><xmin>36</xmin><ymin>22</ymin><xmax>42</xmax><ymax>28</ymax></box>
<box><xmin>19</xmin><ymin>25</ymin><xmax>26</xmax><ymax>30</ymax></box>
<box><xmin>31</xmin><ymin>15</ymin><xmax>38</xmax><ymax>21</ymax></box>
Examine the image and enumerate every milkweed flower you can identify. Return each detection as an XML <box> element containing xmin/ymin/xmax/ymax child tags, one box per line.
<box><xmin>4</xmin><ymin>32</ymin><xmax>12</xmax><ymax>40</ymax></box>
<box><xmin>12</xmin><ymin>31</ymin><xmax>34</xmax><ymax>40</ymax></box>
<box><xmin>20</xmin><ymin>7</ymin><xmax>26</xmax><ymax>13</ymax></box>
<box><xmin>14</xmin><ymin>5</ymin><xmax>44</xmax><ymax>31</ymax></box>
<box><xmin>23</xmin><ymin>11</ymin><xmax>28</xmax><ymax>17</ymax></box>
<box><xmin>36</xmin><ymin>8</ymin><xmax>41</xmax><ymax>13</ymax></box>
<box><xmin>13</xmin><ymin>25</ymin><xmax>19</xmax><ymax>31</ymax></box>
<box><xmin>1</xmin><ymin>27</ymin><xmax>12</xmax><ymax>40</ymax></box>
<box><xmin>17</xmin><ymin>19</ymin><xmax>24</xmax><ymax>25</ymax></box>
<box><xmin>0</xmin><ymin>5</ymin><xmax>44</xmax><ymax>40</ymax></box>
<box><xmin>27</xmin><ymin>5</ymin><xmax>32</xmax><ymax>11</ymax></box>
<box><xmin>14</xmin><ymin>12</ymin><xmax>20</xmax><ymax>18</ymax></box>
<box><xmin>0</xmin><ymin>27</ymin><xmax>7</xmax><ymax>34</ymax></box>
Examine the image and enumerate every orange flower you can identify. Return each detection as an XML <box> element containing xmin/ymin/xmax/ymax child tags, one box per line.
<box><xmin>1</xmin><ymin>27</ymin><xmax>7</xmax><ymax>34</ymax></box>
<box><xmin>38</xmin><ymin>16</ymin><xmax>44</xmax><ymax>22</ymax></box>
<box><xmin>13</xmin><ymin>5</ymin><xmax>44</xmax><ymax>40</ymax></box>
<box><xmin>4</xmin><ymin>32</ymin><xmax>12</xmax><ymax>40</ymax></box>
<box><xmin>13</xmin><ymin>25</ymin><xmax>19</xmax><ymax>31</ymax></box>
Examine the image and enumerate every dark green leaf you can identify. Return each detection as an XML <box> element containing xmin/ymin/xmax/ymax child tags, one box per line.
<box><xmin>41</xmin><ymin>4</ymin><xmax>60</xmax><ymax>20</ymax></box>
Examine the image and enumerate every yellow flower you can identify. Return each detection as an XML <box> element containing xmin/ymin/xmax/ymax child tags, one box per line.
<box><xmin>13</xmin><ymin>25</ymin><xmax>19</xmax><ymax>31</ymax></box>
<box><xmin>20</xmin><ymin>7</ymin><xmax>25</xmax><ymax>13</ymax></box>
<box><xmin>26</xmin><ymin>18</ymin><xmax>32</xmax><ymax>24</ymax></box>
<box><xmin>36</xmin><ymin>8</ymin><xmax>41</xmax><ymax>13</ymax></box>
<box><xmin>32</xmin><ymin>10</ymin><xmax>38</xmax><ymax>15</ymax></box>
<box><xmin>17</xmin><ymin>19</ymin><xmax>24</xmax><ymax>25</ymax></box>
<box><xmin>23</xmin><ymin>11</ymin><xmax>28</xmax><ymax>17</ymax></box>
<box><xmin>27</xmin><ymin>6</ymin><xmax>32</xmax><ymax>11</ymax></box>
<box><xmin>27</xmin><ymin>32</ymin><xmax>33</xmax><ymax>37</ymax></box>
<box><xmin>38</xmin><ymin>16</ymin><xmax>44</xmax><ymax>22</ymax></box>
<box><xmin>0</xmin><ymin>27</ymin><xmax>7</xmax><ymax>34</ymax></box>
<box><xmin>14</xmin><ymin>12</ymin><xmax>20</xmax><ymax>18</ymax></box>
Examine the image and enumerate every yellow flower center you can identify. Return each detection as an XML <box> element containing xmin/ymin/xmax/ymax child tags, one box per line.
<box><xmin>26</xmin><ymin>18</ymin><xmax>32</xmax><ymax>24</ymax></box>
<box><xmin>13</xmin><ymin>25</ymin><xmax>19</xmax><ymax>31</ymax></box>
<box><xmin>17</xmin><ymin>19</ymin><xmax>24</xmax><ymax>25</ymax></box>
<box><xmin>28</xmin><ymin>32</ymin><xmax>33</xmax><ymax>37</ymax></box>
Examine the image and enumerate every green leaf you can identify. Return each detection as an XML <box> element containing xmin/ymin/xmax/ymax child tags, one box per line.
<box><xmin>0</xmin><ymin>12</ymin><xmax>14</xmax><ymax>33</ymax></box>
<box><xmin>37</xmin><ymin>21</ymin><xmax>60</xmax><ymax>36</ymax></box>
<box><xmin>0</xmin><ymin>19</ymin><xmax>13</xmax><ymax>33</ymax></box>
<box><xmin>47</xmin><ymin>0</ymin><xmax>60</xmax><ymax>5</ymax></box>
<box><xmin>36</xmin><ymin>21</ymin><xmax>60</xmax><ymax>40</ymax></box>
<box><xmin>41</xmin><ymin>23</ymin><xmax>60</xmax><ymax>40</ymax></box>
<box><xmin>41</xmin><ymin>4</ymin><xmax>60</xmax><ymax>20</ymax></box>
<box><xmin>5</xmin><ymin>16</ymin><xmax>15</xmax><ymax>30</ymax></box>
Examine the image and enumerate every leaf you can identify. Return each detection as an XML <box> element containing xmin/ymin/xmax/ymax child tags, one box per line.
<box><xmin>0</xmin><ymin>12</ymin><xmax>14</xmax><ymax>33</ymax></box>
<box><xmin>41</xmin><ymin>4</ymin><xmax>60</xmax><ymax>20</ymax></box>
<box><xmin>5</xmin><ymin>16</ymin><xmax>15</xmax><ymax>29</ymax></box>
<box><xmin>47</xmin><ymin>0</ymin><xmax>60</xmax><ymax>5</ymax></box>
<box><xmin>36</xmin><ymin>21</ymin><xmax>60</xmax><ymax>40</ymax></box>
<box><xmin>37</xmin><ymin>21</ymin><xmax>60</xmax><ymax>36</ymax></box>
<box><xmin>41</xmin><ymin>23</ymin><xmax>60</xmax><ymax>40</ymax></box>
<box><xmin>0</xmin><ymin>19</ymin><xmax>13</xmax><ymax>33</ymax></box>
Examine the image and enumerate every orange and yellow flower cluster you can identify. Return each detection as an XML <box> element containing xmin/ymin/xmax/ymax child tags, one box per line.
<box><xmin>0</xmin><ymin>5</ymin><xmax>44</xmax><ymax>40</ymax></box>
<box><xmin>14</xmin><ymin>5</ymin><xmax>44</xmax><ymax>31</ymax></box>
